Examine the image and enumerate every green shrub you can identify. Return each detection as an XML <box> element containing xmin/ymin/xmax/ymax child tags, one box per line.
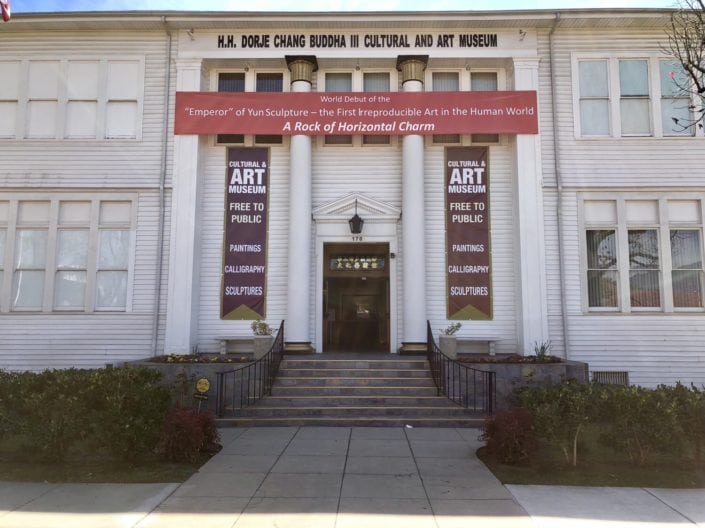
<box><xmin>661</xmin><ymin>384</ymin><xmax>705</xmax><ymax>465</ymax></box>
<box><xmin>12</xmin><ymin>369</ymin><xmax>93</xmax><ymax>462</ymax></box>
<box><xmin>481</xmin><ymin>408</ymin><xmax>536</xmax><ymax>465</ymax></box>
<box><xmin>598</xmin><ymin>385</ymin><xmax>682</xmax><ymax>466</ymax></box>
<box><xmin>158</xmin><ymin>408</ymin><xmax>221</xmax><ymax>463</ymax></box>
<box><xmin>516</xmin><ymin>381</ymin><xmax>599</xmax><ymax>466</ymax></box>
<box><xmin>86</xmin><ymin>367</ymin><xmax>172</xmax><ymax>462</ymax></box>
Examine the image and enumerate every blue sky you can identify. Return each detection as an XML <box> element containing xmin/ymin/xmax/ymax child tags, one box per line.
<box><xmin>14</xmin><ymin>0</ymin><xmax>676</xmax><ymax>13</ymax></box>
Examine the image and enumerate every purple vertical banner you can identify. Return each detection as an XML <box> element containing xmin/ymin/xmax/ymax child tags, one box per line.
<box><xmin>221</xmin><ymin>147</ymin><xmax>269</xmax><ymax>320</ymax></box>
<box><xmin>445</xmin><ymin>146</ymin><xmax>492</xmax><ymax>320</ymax></box>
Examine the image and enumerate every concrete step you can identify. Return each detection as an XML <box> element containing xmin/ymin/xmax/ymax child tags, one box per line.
<box><xmin>260</xmin><ymin>395</ymin><xmax>457</xmax><ymax>407</ymax></box>
<box><xmin>231</xmin><ymin>405</ymin><xmax>470</xmax><ymax>418</ymax></box>
<box><xmin>216</xmin><ymin>416</ymin><xmax>486</xmax><ymax>428</ymax></box>
<box><xmin>275</xmin><ymin>376</ymin><xmax>436</xmax><ymax>387</ymax></box>
<box><xmin>280</xmin><ymin>359</ymin><xmax>428</xmax><ymax>370</ymax></box>
<box><xmin>270</xmin><ymin>386</ymin><xmax>439</xmax><ymax>397</ymax></box>
<box><xmin>278</xmin><ymin>368</ymin><xmax>430</xmax><ymax>378</ymax></box>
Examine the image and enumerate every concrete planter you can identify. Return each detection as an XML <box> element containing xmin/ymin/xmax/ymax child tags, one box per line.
<box><xmin>253</xmin><ymin>335</ymin><xmax>274</xmax><ymax>360</ymax></box>
<box><xmin>130</xmin><ymin>359</ymin><xmax>247</xmax><ymax>413</ymax></box>
<box><xmin>459</xmin><ymin>359</ymin><xmax>589</xmax><ymax>411</ymax></box>
<box><xmin>438</xmin><ymin>335</ymin><xmax>458</xmax><ymax>359</ymax></box>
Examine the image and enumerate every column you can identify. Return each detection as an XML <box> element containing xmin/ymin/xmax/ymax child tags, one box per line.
<box><xmin>165</xmin><ymin>59</ymin><xmax>203</xmax><ymax>354</ymax></box>
<box><xmin>285</xmin><ymin>56</ymin><xmax>317</xmax><ymax>353</ymax></box>
<box><xmin>513</xmin><ymin>58</ymin><xmax>549</xmax><ymax>355</ymax></box>
<box><xmin>398</xmin><ymin>56</ymin><xmax>428</xmax><ymax>353</ymax></box>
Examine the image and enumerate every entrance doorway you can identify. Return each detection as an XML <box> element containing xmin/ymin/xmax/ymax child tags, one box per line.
<box><xmin>323</xmin><ymin>243</ymin><xmax>390</xmax><ymax>352</ymax></box>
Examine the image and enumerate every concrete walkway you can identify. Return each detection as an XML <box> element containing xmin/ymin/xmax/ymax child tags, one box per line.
<box><xmin>0</xmin><ymin>427</ymin><xmax>703</xmax><ymax>528</ymax></box>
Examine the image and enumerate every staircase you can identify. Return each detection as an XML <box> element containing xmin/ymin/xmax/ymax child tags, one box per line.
<box><xmin>216</xmin><ymin>354</ymin><xmax>486</xmax><ymax>427</ymax></box>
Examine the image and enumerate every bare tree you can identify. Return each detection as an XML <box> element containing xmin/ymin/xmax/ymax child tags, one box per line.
<box><xmin>666</xmin><ymin>0</ymin><xmax>705</xmax><ymax>129</ymax></box>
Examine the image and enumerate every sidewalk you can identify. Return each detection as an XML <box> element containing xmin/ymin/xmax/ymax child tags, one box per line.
<box><xmin>0</xmin><ymin>427</ymin><xmax>703</xmax><ymax>528</ymax></box>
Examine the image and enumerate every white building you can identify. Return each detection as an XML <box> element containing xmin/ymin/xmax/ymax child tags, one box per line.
<box><xmin>1</xmin><ymin>9</ymin><xmax>704</xmax><ymax>388</ymax></box>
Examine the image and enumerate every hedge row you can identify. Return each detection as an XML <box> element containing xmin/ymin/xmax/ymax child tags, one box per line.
<box><xmin>0</xmin><ymin>367</ymin><xmax>214</xmax><ymax>463</ymax></box>
<box><xmin>482</xmin><ymin>381</ymin><xmax>705</xmax><ymax>467</ymax></box>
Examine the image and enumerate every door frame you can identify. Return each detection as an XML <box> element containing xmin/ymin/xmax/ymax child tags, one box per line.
<box><xmin>313</xmin><ymin>193</ymin><xmax>401</xmax><ymax>354</ymax></box>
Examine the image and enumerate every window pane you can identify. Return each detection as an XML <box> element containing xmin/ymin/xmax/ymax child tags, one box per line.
<box><xmin>218</xmin><ymin>72</ymin><xmax>245</xmax><ymax>92</ymax></box>
<box><xmin>0</xmin><ymin>102</ymin><xmax>17</xmax><ymax>137</ymax></box>
<box><xmin>326</xmin><ymin>73</ymin><xmax>352</xmax><ymax>92</ymax></box>
<box><xmin>619</xmin><ymin>60</ymin><xmax>649</xmax><ymax>96</ymax></box>
<box><xmin>471</xmin><ymin>72</ymin><xmax>498</xmax><ymax>91</ymax></box>
<box><xmin>363</xmin><ymin>72</ymin><xmax>390</xmax><ymax>92</ymax></box>
<box><xmin>432</xmin><ymin>72</ymin><xmax>459</xmax><ymax>91</ymax></box>
<box><xmin>628</xmin><ymin>230</ymin><xmax>659</xmax><ymax>269</ymax></box>
<box><xmin>580</xmin><ymin>99</ymin><xmax>609</xmax><ymax>135</ymax></box>
<box><xmin>660</xmin><ymin>60</ymin><xmax>688</xmax><ymax>97</ymax></box>
<box><xmin>98</xmin><ymin>230</ymin><xmax>129</xmax><ymax>269</ymax></box>
<box><xmin>96</xmin><ymin>270</ymin><xmax>127</xmax><ymax>309</ymax></box>
<box><xmin>586</xmin><ymin>230</ymin><xmax>617</xmax><ymax>269</ymax></box>
<box><xmin>15</xmin><ymin>230</ymin><xmax>47</xmax><ymax>269</ymax></box>
<box><xmin>588</xmin><ymin>270</ymin><xmax>619</xmax><ymax>307</ymax></box>
<box><xmin>54</xmin><ymin>271</ymin><xmax>86</xmax><ymax>309</ymax></box>
<box><xmin>661</xmin><ymin>98</ymin><xmax>693</xmax><ymax>136</ymax></box>
<box><xmin>256</xmin><ymin>73</ymin><xmax>283</xmax><ymax>93</ymax></box>
<box><xmin>65</xmin><ymin>101</ymin><xmax>97</xmax><ymax>138</ymax></box>
<box><xmin>620</xmin><ymin>99</ymin><xmax>650</xmax><ymax>135</ymax></box>
<box><xmin>57</xmin><ymin>230</ymin><xmax>88</xmax><ymax>269</ymax></box>
<box><xmin>672</xmin><ymin>270</ymin><xmax>704</xmax><ymax>308</ymax></box>
<box><xmin>12</xmin><ymin>270</ymin><xmax>44</xmax><ymax>309</ymax></box>
<box><xmin>579</xmin><ymin>61</ymin><xmax>608</xmax><ymax>97</ymax></box>
<box><xmin>587</xmin><ymin>230</ymin><xmax>618</xmax><ymax>308</ymax></box>
<box><xmin>671</xmin><ymin>230</ymin><xmax>702</xmax><ymax>269</ymax></box>
<box><xmin>325</xmin><ymin>135</ymin><xmax>353</xmax><ymax>144</ymax></box>
<box><xmin>629</xmin><ymin>229</ymin><xmax>660</xmax><ymax>308</ymax></box>
<box><xmin>630</xmin><ymin>270</ymin><xmax>661</xmax><ymax>307</ymax></box>
<box><xmin>105</xmin><ymin>101</ymin><xmax>137</xmax><ymax>138</ymax></box>
<box><xmin>27</xmin><ymin>100</ymin><xmax>57</xmax><ymax>138</ymax></box>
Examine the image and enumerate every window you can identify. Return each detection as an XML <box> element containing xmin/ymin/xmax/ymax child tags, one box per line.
<box><xmin>325</xmin><ymin>73</ymin><xmax>353</xmax><ymax>145</ymax></box>
<box><xmin>582</xmin><ymin>196</ymin><xmax>704</xmax><ymax>312</ymax></box>
<box><xmin>619</xmin><ymin>60</ymin><xmax>651</xmax><ymax>136</ymax></box>
<box><xmin>0</xmin><ymin>195</ymin><xmax>134</xmax><ymax>313</ymax></box>
<box><xmin>471</xmin><ymin>72</ymin><xmax>500</xmax><ymax>144</ymax></box>
<box><xmin>363</xmin><ymin>72</ymin><xmax>390</xmax><ymax>145</ymax></box>
<box><xmin>216</xmin><ymin>72</ymin><xmax>245</xmax><ymax>145</ymax></box>
<box><xmin>0</xmin><ymin>58</ymin><xmax>143</xmax><ymax>140</ymax></box>
<box><xmin>660</xmin><ymin>60</ymin><xmax>694</xmax><ymax>136</ymax></box>
<box><xmin>575</xmin><ymin>55</ymin><xmax>701</xmax><ymax>139</ymax></box>
<box><xmin>432</xmin><ymin>72</ymin><xmax>460</xmax><ymax>144</ymax></box>
<box><xmin>255</xmin><ymin>73</ymin><xmax>283</xmax><ymax>144</ymax></box>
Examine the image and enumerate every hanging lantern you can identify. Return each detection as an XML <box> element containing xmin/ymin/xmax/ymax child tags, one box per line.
<box><xmin>348</xmin><ymin>199</ymin><xmax>364</xmax><ymax>234</ymax></box>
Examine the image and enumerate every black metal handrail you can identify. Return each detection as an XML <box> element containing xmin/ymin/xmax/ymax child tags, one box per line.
<box><xmin>215</xmin><ymin>321</ymin><xmax>284</xmax><ymax>417</ymax></box>
<box><xmin>426</xmin><ymin>320</ymin><xmax>496</xmax><ymax>414</ymax></box>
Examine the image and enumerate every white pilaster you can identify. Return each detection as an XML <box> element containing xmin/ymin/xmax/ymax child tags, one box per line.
<box><xmin>401</xmin><ymin>74</ymin><xmax>427</xmax><ymax>346</ymax></box>
<box><xmin>164</xmin><ymin>59</ymin><xmax>203</xmax><ymax>354</ymax></box>
<box><xmin>285</xmin><ymin>77</ymin><xmax>313</xmax><ymax>346</ymax></box>
<box><xmin>513</xmin><ymin>58</ymin><xmax>549</xmax><ymax>354</ymax></box>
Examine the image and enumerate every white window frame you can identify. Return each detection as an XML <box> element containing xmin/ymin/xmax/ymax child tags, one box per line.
<box><xmin>316</xmin><ymin>68</ymin><xmax>399</xmax><ymax>148</ymax></box>
<box><xmin>424</xmin><ymin>67</ymin><xmax>506</xmax><ymax>147</ymax></box>
<box><xmin>0</xmin><ymin>57</ymin><xmax>145</xmax><ymax>141</ymax></box>
<box><xmin>0</xmin><ymin>193</ymin><xmax>137</xmax><ymax>314</ymax></box>
<box><xmin>572</xmin><ymin>53</ymin><xmax>704</xmax><ymax>139</ymax></box>
<box><xmin>579</xmin><ymin>192</ymin><xmax>705</xmax><ymax>314</ymax></box>
<box><xmin>210</xmin><ymin>68</ymin><xmax>290</xmax><ymax>147</ymax></box>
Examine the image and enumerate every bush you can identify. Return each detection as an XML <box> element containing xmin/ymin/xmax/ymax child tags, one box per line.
<box><xmin>159</xmin><ymin>408</ymin><xmax>220</xmax><ymax>463</ymax></box>
<box><xmin>660</xmin><ymin>383</ymin><xmax>705</xmax><ymax>465</ymax></box>
<box><xmin>598</xmin><ymin>384</ymin><xmax>683</xmax><ymax>466</ymax></box>
<box><xmin>516</xmin><ymin>381</ymin><xmax>599</xmax><ymax>466</ymax></box>
<box><xmin>86</xmin><ymin>367</ymin><xmax>172</xmax><ymax>462</ymax></box>
<box><xmin>11</xmin><ymin>369</ymin><xmax>93</xmax><ymax>462</ymax></box>
<box><xmin>481</xmin><ymin>408</ymin><xmax>536</xmax><ymax>465</ymax></box>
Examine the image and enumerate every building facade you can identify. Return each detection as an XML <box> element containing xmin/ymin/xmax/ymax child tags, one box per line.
<box><xmin>1</xmin><ymin>9</ymin><xmax>704</xmax><ymax>387</ymax></box>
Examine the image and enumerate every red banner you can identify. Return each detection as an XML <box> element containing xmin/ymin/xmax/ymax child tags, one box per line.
<box><xmin>221</xmin><ymin>147</ymin><xmax>269</xmax><ymax>320</ymax></box>
<box><xmin>446</xmin><ymin>147</ymin><xmax>492</xmax><ymax>320</ymax></box>
<box><xmin>175</xmin><ymin>91</ymin><xmax>537</xmax><ymax>136</ymax></box>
